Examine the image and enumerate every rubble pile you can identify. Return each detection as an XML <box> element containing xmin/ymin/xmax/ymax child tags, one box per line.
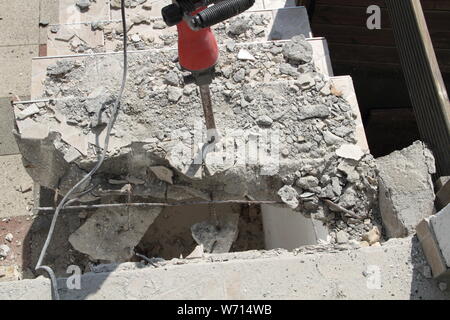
<box><xmin>15</xmin><ymin>35</ymin><xmax>380</xmax><ymax>254</ymax></box>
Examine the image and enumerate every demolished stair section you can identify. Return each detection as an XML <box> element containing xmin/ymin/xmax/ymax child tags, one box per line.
<box><xmin>15</xmin><ymin>0</ymin><xmax>377</xmax><ymax>264</ymax></box>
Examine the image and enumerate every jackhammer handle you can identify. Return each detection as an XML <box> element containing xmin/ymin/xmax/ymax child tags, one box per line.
<box><xmin>192</xmin><ymin>0</ymin><xmax>255</xmax><ymax>29</ymax></box>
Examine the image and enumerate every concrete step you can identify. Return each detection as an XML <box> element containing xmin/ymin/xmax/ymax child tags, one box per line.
<box><xmin>56</xmin><ymin>0</ymin><xmax>299</xmax><ymax>25</ymax></box>
<box><xmin>0</xmin><ymin>237</ymin><xmax>448</xmax><ymax>300</ymax></box>
<box><xmin>47</xmin><ymin>7</ymin><xmax>311</xmax><ymax>56</ymax></box>
<box><xmin>32</xmin><ymin>37</ymin><xmax>332</xmax><ymax>99</ymax></box>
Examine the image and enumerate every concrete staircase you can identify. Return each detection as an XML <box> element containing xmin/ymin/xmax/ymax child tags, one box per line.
<box><xmin>30</xmin><ymin>0</ymin><xmax>368</xmax><ymax>151</ymax></box>
<box><xmin>0</xmin><ymin>0</ymin><xmax>398</xmax><ymax>299</ymax></box>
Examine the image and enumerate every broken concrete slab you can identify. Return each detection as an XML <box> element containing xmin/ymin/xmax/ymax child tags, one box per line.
<box><xmin>377</xmin><ymin>141</ymin><xmax>436</xmax><ymax>238</ymax></box>
<box><xmin>48</xmin><ymin>24</ymin><xmax>104</xmax><ymax>56</ymax></box>
<box><xmin>1</xmin><ymin>237</ymin><xmax>448</xmax><ymax>300</ymax></box>
<box><xmin>417</xmin><ymin>217</ymin><xmax>450</xmax><ymax>279</ymax></box>
<box><xmin>430</xmin><ymin>204</ymin><xmax>450</xmax><ymax>269</ymax></box>
<box><xmin>69</xmin><ymin>206</ymin><xmax>162</xmax><ymax>262</ymax></box>
<box><xmin>19</xmin><ymin>35</ymin><xmax>379</xmax><ymax>255</ymax></box>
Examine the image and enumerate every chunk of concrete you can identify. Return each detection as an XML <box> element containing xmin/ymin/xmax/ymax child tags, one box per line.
<box><xmin>150</xmin><ymin>166</ymin><xmax>173</xmax><ymax>184</ymax></box>
<box><xmin>191</xmin><ymin>214</ymin><xmax>239</xmax><ymax>254</ymax></box>
<box><xmin>69</xmin><ymin>206</ymin><xmax>162</xmax><ymax>261</ymax></box>
<box><xmin>430</xmin><ymin>204</ymin><xmax>450</xmax><ymax>269</ymax></box>
<box><xmin>336</xmin><ymin>144</ymin><xmax>364</xmax><ymax>161</ymax></box>
<box><xmin>377</xmin><ymin>141</ymin><xmax>436</xmax><ymax>238</ymax></box>
<box><xmin>277</xmin><ymin>185</ymin><xmax>299</xmax><ymax>209</ymax></box>
<box><xmin>417</xmin><ymin>217</ymin><xmax>450</xmax><ymax>279</ymax></box>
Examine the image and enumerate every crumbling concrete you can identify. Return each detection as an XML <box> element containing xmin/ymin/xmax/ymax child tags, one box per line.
<box><xmin>69</xmin><ymin>206</ymin><xmax>162</xmax><ymax>261</ymax></box>
<box><xmin>0</xmin><ymin>237</ymin><xmax>448</xmax><ymax>300</ymax></box>
<box><xmin>377</xmin><ymin>141</ymin><xmax>436</xmax><ymax>238</ymax></box>
<box><xmin>14</xmin><ymin>35</ymin><xmax>380</xmax><ymax>261</ymax></box>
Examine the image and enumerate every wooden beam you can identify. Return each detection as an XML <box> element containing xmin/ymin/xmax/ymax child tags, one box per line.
<box><xmin>385</xmin><ymin>0</ymin><xmax>450</xmax><ymax>176</ymax></box>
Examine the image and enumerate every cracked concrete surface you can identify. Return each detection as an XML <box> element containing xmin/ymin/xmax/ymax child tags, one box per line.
<box><xmin>0</xmin><ymin>237</ymin><xmax>448</xmax><ymax>300</ymax></box>
<box><xmin>14</xmin><ymin>36</ymin><xmax>380</xmax><ymax>259</ymax></box>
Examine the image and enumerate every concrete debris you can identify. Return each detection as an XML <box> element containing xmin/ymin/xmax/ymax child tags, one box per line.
<box><xmin>0</xmin><ymin>245</ymin><xmax>10</xmax><ymax>258</ymax></box>
<box><xmin>279</xmin><ymin>63</ymin><xmax>299</xmax><ymax>77</ymax></box>
<box><xmin>336</xmin><ymin>230</ymin><xmax>349</xmax><ymax>244</ymax></box>
<box><xmin>191</xmin><ymin>214</ymin><xmax>239</xmax><ymax>253</ymax></box>
<box><xmin>237</xmin><ymin>49</ymin><xmax>256</xmax><ymax>61</ymax></box>
<box><xmin>362</xmin><ymin>226</ymin><xmax>381</xmax><ymax>245</ymax></box>
<box><xmin>360</xmin><ymin>241</ymin><xmax>370</xmax><ymax>247</ymax></box>
<box><xmin>164</xmin><ymin>71</ymin><xmax>179</xmax><ymax>86</ymax></box>
<box><xmin>5</xmin><ymin>233</ymin><xmax>13</xmax><ymax>243</ymax></box>
<box><xmin>297</xmin><ymin>104</ymin><xmax>330</xmax><ymax>120</ymax></box>
<box><xmin>16</xmin><ymin>104</ymin><xmax>40</xmax><ymax>120</ymax></box>
<box><xmin>377</xmin><ymin>141</ymin><xmax>436</xmax><ymax>238</ymax></box>
<box><xmin>69</xmin><ymin>207</ymin><xmax>162</xmax><ymax>261</ymax></box>
<box><xmin>232</xmin><ymin>68</ymin><xmax>245</xmax><ymax>82</ymax></box>
<box><xmin>47</xmin><ymin>60</ymin><xmax>78</xmax><ymax>78</ymax></box>
<box><xmin>429</xmin><ymin>204</ymin><xmax>450</xmax><ymax>268</ymax></box>
<box><xmin>297</xmin><ymin>73</ymin><xmax>315</xmax><ymax>89</ymax></box>
<box><xmin>256</xmin><ymin>115</ymin><xmax>273</xmax><ymax>127</ymax></box>
<box><xmin>282</xmin><ymin>35</ymin><xmax>313</xmax><ymax>65</ymax></box>
<box><xmin>152</xmin><ymin>21</ymin><xmax>167</xmax><ymax>30</ymax></box>
<box><xmin>76</xmin><ymin>0</ymin><xmax>93</xmax><ymax>11</ymax></box>
<box><xmin>15</xmin><ymin>36</ymin><xmax>380</xmax><ymax>262</ymax></box>
<box><xmin>186</xmin><ymin>244</ymin><xmax>204</xmax><ymax>259</ymax></box>
<box><xmin>439</xmin><ymin>282</ymin><xmax>448</xmax><ymax>292</ymax></box>
<box><xmin>167</xmin><ymin>86</ymin><xmax>182</xmax><ymax>102</ymax></box>
<box><xmin>91</xmin><ymin>21</ymin><xmax>104</xmax><ymax>31</ymax></box>
<box><xmin>336</xmin><ymin>144</ymin><xmax>364</xmax><ymax>161</ymax></box>
<box><xmin>228</xmin><ymin>17</ymin><xmax>250</xmax><ymax>35</ymax></box>
<box><xmin>131</xmin><ymin>34</ymin><xmax>141</xmax><ymax>43</ymax></box>
<box><xmin>50</xmin><ymin>25</ymin><xmax>60</xmax><ymax>33</ymax></box>
<box><xmin>132</xmin><ymin>14</ymin><xmax>150</xmax><ymax>25</ymax></box>
<box><xmin>278</xmin><ymin>185</ymin><xmax>299</xmax><ymax>209</ymax></box>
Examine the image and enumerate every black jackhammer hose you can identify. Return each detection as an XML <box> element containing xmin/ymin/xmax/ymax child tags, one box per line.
<box><xmin>192</xmin><ymin>0</ymin><xmax>255</xmax><ymax>29</ymax></box>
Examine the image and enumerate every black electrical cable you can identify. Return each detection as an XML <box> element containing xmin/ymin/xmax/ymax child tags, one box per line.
<box><xmin>34</xmin><ymin>0</ymin><xmax>128</xmax><ymax>300</ymax></box>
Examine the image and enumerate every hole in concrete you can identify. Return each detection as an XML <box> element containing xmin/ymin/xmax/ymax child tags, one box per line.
<box><xmin>136</xmin><ymin>203</ymin><xmax>328</xmax><ymax>260</ymax></box>
<box><xmin>27</xmin><ymin>188</ymin><xmax>328</xmax><ymax>271</ymax></box>
<box><xmin>136</xmin><ymin>203</ymin><xmax>265</xmax><ymax>260</ymax></box>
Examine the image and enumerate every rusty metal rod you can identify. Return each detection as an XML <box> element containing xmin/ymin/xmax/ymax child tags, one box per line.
<box><xmin>199</xmin><ymin>84</ymin><xmax>217</xmax><ymax>131</ymax></box>
<box><xmin>35</xmin><ymin>200</ymin><xmax>283</xmax><ymax>212</ymax></box>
